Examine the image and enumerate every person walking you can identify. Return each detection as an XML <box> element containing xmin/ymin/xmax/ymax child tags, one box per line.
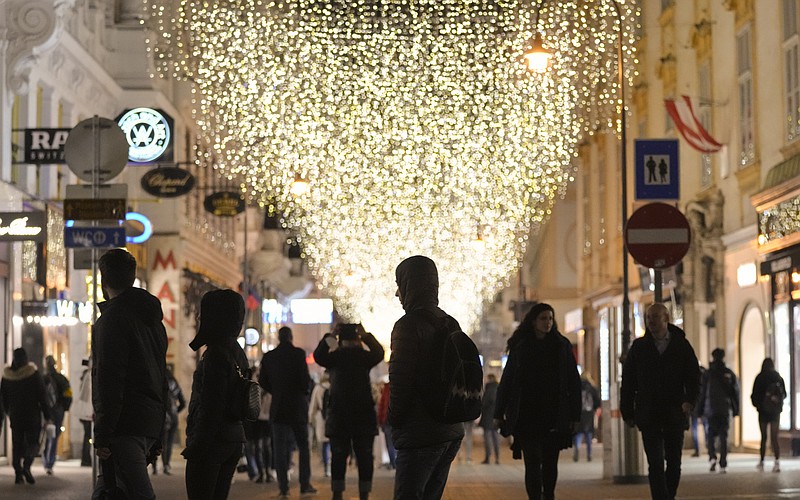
<box><xmin>156</xmin><ymin>368</ymin><xmax>185</xmax><ymax>476</ymax></box>
<box><xmin>690</xmin><ymin>365</ymin><xmax>708</xmax><ymax>458</ymax></box>
<box><xmin>92</xmin><ymin>248</ymin><xmax>168</xmax><ymax>500</ymax></box>
<box><xmin>389</xmin><ymin>255</ymin><xmax>465</xmax><ymax>499</ymax></box>
<box><xmin>698</xmin><ymin>348</ymin><xmax>739</xmax><ymax>473</ymax></box>
<box><xmin>71</xmin><ymin>358</ymin><xmax>94</xmax><ymax>467</ymax></box>
<box><xmin>0</xmin><ymin>348</ymin><xmax>52</xmax><ymax>485</ymax></box>
<box><xmin>573</xmin><ymin>371</ymin><xmax>600</xmax><ymax>462</ymax></box>
<box><xmin>621</xmin><ymin>303</ymin><xmax>700</xmax><ymax>500</ymax></box>
<box><xmin>494</xmin><ymin>303</ymin><xmax>581</xmax><ymax>500</ymax></box>
<box><xmin>479</xmin><ymin>373</ymin><xmax>500</xmax><ymax>465</ymax></box>
<box><xmin>182</xmin><ymin>289</ymin><xmax>250</xmax><ymax>499</ymax></box>
<box><xmin>308</xmin><ymin>371</ymin><xmax>331</xmax><ymax>478</ymax></box>
<box><xmin>376</xmin><ymin>379</ymin><xmax>396</xmax><ymax>470</ymax></box>
<box><xmin>259</xmin><ymin>326</ymin><xmax>317</xmax><ymax>498</ymax></box>
<box><xmin>42</xmin><ymin>354</ymin><xmax>72</xmax><ymax>475</ymax></box>
<box><xmin>314</xmin><ymin>323</ymin><xmax>385</xmax><ymax>500</ymax></box>
<box><xmin>751</xmin><ymin>357</ymin><xmax>786</xmax><ymax>472</ymax></box>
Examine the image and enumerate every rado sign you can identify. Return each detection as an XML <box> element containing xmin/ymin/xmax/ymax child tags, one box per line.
<box><xmin>204</xmin><ymin>192</ymin><xmax>245</xmax><ymax>217</ymax></box>
<box><xmin>141</xmin><ymin>167</ymin><xmax>195</xmax><ymax>198</ymax></box>
<box><xmin>0</xmin><ymin>211</ymin><xmax>46</xmax><ymax>242</ymax></box>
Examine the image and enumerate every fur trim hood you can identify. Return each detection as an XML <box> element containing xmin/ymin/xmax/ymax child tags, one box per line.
<box><xmin>3</xmin><ymin>362</ymin><xmax>38</xmax><ymax>381</ymax></box>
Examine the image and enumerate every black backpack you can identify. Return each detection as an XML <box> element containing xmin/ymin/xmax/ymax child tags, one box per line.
<box><xmin>761</xmin><ymin>381</ymin><xmax>784</xmax><ymax>415</ymax></box>
<box><xmin>420</xmin><ymin>311</ymin><xmax>484</xmax><ymax>424</ymax></box>
<box><xmin>321</xmin><ymin>388</ymin><xmax>330</xmax><ymax>420</ymax></box>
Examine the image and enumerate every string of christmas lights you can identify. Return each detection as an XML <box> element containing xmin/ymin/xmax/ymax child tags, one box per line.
<box><xmin>144</xmin><ymin>0</ymin><xmax>638</xmax><ymax>342</ymax></box>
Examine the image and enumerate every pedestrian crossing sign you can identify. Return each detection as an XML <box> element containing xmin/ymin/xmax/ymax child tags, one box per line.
<box><xmin>635</xmin><ymin>139</ymin><xmax>679</xmax><ymax>200</ymax></box>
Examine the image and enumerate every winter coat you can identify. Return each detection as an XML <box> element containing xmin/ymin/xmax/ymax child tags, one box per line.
<box><xmin>698</xmin><ymin>360</ymin><xmax>739</xmax><ymax>419</ymax></box>
<box><xmin>259</xmin><ymin>343</ymin><xmax>312</xmax><ymax>425</ymax></box>
<box><xmin>494</xmin><ymin>330</ymin><xmax>581</xmax><ymax>451</ymax></box>
<box><xmin>314</xmin><ymin>331</ymin><xmax>384</xmax><ymax>438</ymax></box>
<box><xmin>620</xmin><ymin>324</ymin><xmax>700</xmax><ymax>431</ymax></box>
<box><xmin>72</xmin><ymin>367</ymin><xmax>94</xmax><ymax>422</ymax></box>
<box><xmin>308</xmin><ymin>380</ymin><xmax>330</xmax><ymax>444</ymax></box>
<box><xmin>92</xmin><ymin>287</ymin><xmax>168</xmax><ymax>448</ymax></box>
<box><xmin>479</xmin><ymin>380</ymin><xmax>498</xmax><ymax>429</ymax></box>
<box><xmin>388</xmin><ymin>256</ymin><xmax>465</xmax><ymax>449</ymax></box>
<box><xmin>751</xmin><ymin>368</ymin><xmax>787</xmax><ymax>419</ymax></box>
<box><xmin>0</xmin><ymin>362</ymin><xmax>51</xmax><ymax>430</ymax></box>
<box><xmin>183</xmin><ymin>289</ymin><xmax>249</xmax><ymax>463</ymax></box>
<box><xmin>183</xmin><ymin>338</ymin><xmax>249</xmax><ymax>461</ymax></box>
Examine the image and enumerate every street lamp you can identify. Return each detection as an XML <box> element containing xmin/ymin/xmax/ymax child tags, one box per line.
<box><xmin>521</xmin><ymin>0</ymin><xmax>630</xmax><ymax>357</ymax></box>
<box><xmin>522</xmin><ymin>0</ymin><xmax>640</xmax><ymax>483</ymax></box>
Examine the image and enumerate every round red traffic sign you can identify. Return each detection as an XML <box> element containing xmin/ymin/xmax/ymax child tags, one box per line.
<box><xmin>625</xmin><ymin>202</ymin><xmax>691</xmax><ymax>269</ymax></box>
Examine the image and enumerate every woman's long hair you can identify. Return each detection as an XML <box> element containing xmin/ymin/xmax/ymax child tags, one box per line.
<box><xmin>506</xmin><ymin>302</ymin><xmax>557</xmax><ymax>352</ymax></box>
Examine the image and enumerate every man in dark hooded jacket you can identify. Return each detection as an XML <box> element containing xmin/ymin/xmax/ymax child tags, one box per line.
<box><xmin>389</xmin><ymin>255</ymin><xmax>464</xmax><ymax>499</ymax></box>
<box><xmin>621</xmin><ymin>303</ymin><xmax>700</xmax><ymax>500</ymax></box>
<box><xmin>698</xmin><ymin>348</ymin><xmax>739</xmax><ymax>473</ymax></box>
<box><xmin>259</xmin><ymin>326</ymin><xmax>317</xmax><ymax>497</ymax></box>
<box><xmin>92</xmin><ymin>249</ymin><xmax>168</xmax><ymax>500</ymax></box>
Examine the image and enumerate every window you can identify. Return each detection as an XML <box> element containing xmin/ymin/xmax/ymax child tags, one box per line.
<box><xmin>698</xmin><ymin>64</ymin><xmax>714</xmax><ymax>186</ymax></box>
<box><xmin>737</xmin><ymin>26</ymin><xmax>755</xmax><ymax>166</ymax></box>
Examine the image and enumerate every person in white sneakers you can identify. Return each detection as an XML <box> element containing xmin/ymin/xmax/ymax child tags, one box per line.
<box><xmin>697</xmin><ymin>348</ymin><xmax>739</xmax><ymax>474</ymax></box>
<box><xmin>751</xmin><ymin>357</ymin><xmax>786</xmax><ymax>473</ymax></box>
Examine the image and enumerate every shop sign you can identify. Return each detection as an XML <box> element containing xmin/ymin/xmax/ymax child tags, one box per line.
<box><xmin>116</xmin><ymin>108</ymin><xmax>174</xmax><ymax>163</ymax></box>
<box><xmin>141</xmin><ymin>166</ymin><xmax>195</xmax><ymax>197</ymax></box>
<box><xmin>22</xmin><ymin>128</ymin><xmax>71</xmax><ymax>164</ymax></box>
<box><xmin>64</xmin><ymin>199</ymin><xmax>127</xmax><ymax>220</ymax></box>
<box><xmin>0</xmin><ymin>211</ymin><xmax>46</xmax><ymax>242</ymax></box>
<box><xmin>204</xmin><ymin>191</ymin><xmax>245</xmax><ymax>217</ymax></box>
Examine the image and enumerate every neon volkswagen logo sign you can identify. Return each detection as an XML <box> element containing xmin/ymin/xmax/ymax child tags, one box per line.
<box><xmin>117</xmin><ymin>108</ymin><xmax>171</xmax><ymax>163</ymax></box>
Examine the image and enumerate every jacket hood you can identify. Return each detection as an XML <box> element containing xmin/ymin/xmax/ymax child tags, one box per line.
<box><xmin>189</xmin><ymin>289</ymin><xmax>245</xmax><ymax>351</ymax></box>
<box><xmin>2</xmin><ymin>362</ymin><xmax>37</xmax><ymax>381</ymax></box>
<box><xmin>644</xmin><ymin>322</ymin><xmax>687</xmax><ymax>341</ymax></box>
<box><xmin>99</xmin><ymin>287</ymin><xmax>164</xmax><ymax>325</ymax></box>
<box><xmin>395</xmin><ymin>255</ymin><xmax>439</xmax><ymax>312</ymax></box>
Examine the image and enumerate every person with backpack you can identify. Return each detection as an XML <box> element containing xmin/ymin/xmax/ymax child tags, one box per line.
<box><xmin>314</xmin><ymin>323</ymin><xmax>384</xmax><ymax>500</ymax></box>
<box><xmin>697</xmin><ymin>348</ymin><xmax>739</xmax><ymax>473</ymax></box>
<box><xmin>308</xmin><ymin>370</ymin><xmax>332</xmax><ymax>477</ymax></box>
<box><xmin>751</xmin><ymin>357</ymin><xmax>786</xmax><ymax>472</ymax></box>
<box><xmin>494</xmin><ymin>302</ymin><xmax>581</xmax><ymax>500</ymax></box>
<box><xmin>42</xmin><ymin>354</ymin><xmax>72</xmax><ymax>476</ymax></box>
<box><xmin>182</xmin><ymin>289</ymin><xmax>250</xmax><ymax>499</ymax></box>
<box><xmin>388</xmin><ymin>255</ymin><xmax>469</xmax><ymax>500</ymax></box>
<box><xmin>573</xmin><ymin>371</ymin><xmax>600</xmax><ymax>462</ymax></box>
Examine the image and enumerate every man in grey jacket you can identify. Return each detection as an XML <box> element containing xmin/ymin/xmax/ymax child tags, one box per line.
<box><xmin>389</xmin><ymin>255</ymin><xmax>464</xmax><ymax>499</ymax></box>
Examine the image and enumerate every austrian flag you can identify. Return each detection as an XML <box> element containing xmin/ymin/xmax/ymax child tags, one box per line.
<box><xmin>664</xmin><ymin>95</ymin><xmax>723</xmax><ymax>153</ymax></box>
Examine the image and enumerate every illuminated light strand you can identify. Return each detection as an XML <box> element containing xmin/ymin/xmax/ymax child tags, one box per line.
<box><xmin>144</xmin><ymin>0</ymin><xmax>638</xmax><ymax>342</ymax></box>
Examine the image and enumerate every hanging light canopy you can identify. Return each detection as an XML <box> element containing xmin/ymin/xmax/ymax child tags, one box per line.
<box><xmin>144</xmin><ymin>0</ymin><xmax>639</xmax><ymax>342</ymax></box>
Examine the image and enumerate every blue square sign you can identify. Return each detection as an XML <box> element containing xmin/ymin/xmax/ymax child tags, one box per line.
<box><xmin>635</xmin><ymin>139</ymin><xmax>679</xmax><ymax>200</ymax></box>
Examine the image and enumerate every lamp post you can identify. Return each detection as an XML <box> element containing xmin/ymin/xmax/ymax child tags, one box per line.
<box><xmin>522</xmin><ymin>0</ymin><xmax>642</xmax><ymax>483</ymax></box>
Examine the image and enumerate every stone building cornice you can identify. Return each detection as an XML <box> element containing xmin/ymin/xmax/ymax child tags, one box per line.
<box><xmin>2</xmin><ymin>0</ymin><xmax>74</xmax><ymax>96</ymax></box>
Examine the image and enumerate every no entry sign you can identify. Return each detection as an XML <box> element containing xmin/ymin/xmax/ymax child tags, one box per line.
<box><xmin>625</xmin><ymin>202</ymin><xmax>691</xmax><ymax>269</ymax></box>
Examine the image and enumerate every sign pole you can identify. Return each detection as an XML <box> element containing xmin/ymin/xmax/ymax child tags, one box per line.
<box><xmin>654</xmin><ymin>269</ymin><xmax>663</xmax><ymax>303</ymax></box>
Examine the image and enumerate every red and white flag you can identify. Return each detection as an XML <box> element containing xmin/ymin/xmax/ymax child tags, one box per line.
<box><xmin>664</xmin><ymin>95</ymin><xmax>723</xmax><ymax>153</ymax></box>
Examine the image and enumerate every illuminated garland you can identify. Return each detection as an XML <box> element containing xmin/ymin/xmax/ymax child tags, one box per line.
<box><xmin>145</xmin><ymin>0</ymin><xmax>638</xmax><ymax>342</ymax></box>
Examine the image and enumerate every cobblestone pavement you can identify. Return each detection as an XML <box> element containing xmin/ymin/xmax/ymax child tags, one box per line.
<box><xmin>1</xmin><ymin>445</ymin><xmax>799</xmax><ymax>499</ymax></box>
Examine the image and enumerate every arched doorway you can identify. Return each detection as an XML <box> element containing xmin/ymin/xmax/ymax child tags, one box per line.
<box><xmin>739</xmin><ymin>304</ymin><xmax>766</xmax><ymax>448</ymax></box>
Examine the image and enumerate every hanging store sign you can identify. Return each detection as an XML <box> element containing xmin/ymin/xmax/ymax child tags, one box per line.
<box><xmin>141</xmin><ymin>166</ymin><xmax>195</xmax><ymax>197</ymax></box>
<box><xmin>204</xmin><ymin>191</ymin><xmax>245</xmax><ymax>217</ymax></box>
<box><xmin>0</xmin><ymin>211</ymin><xmax>46</xmax><ymax>242</ymax></box>
<box><xmin>22</xmin><ymin>128</ymin><xmax>71</xmax><ymax>164</ymax></box>
<box><xmin>116</xmin><ymin>108</ymin><xmax>174</xmax><ymax>163</ymax></box>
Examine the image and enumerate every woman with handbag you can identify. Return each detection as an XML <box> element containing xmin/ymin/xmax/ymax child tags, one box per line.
<box><xmin>183</xmin><ymin>289</ymin><xmax>250</xmax><ymax>499</ymax></box>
